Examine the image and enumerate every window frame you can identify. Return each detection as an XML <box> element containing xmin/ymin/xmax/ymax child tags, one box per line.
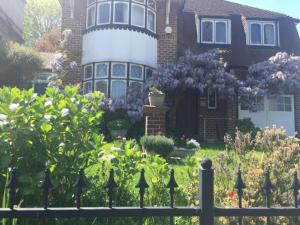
<box><xmin>94</xmin><ymin>79</ymin><xmax>109</xmax><ymax>97</ymax></box>
<box><xmin>147</xmin><ymin>0</ymin><xmax>156</xmax><ymax>10</ymax></box>
<box><xmin>111</xmin><ymin>62</ymin><xmax>127</xmax><ymax>78</ymax></box>
<box><xmin>83</xmin><ymin>81</ymin><xmax>93</xmax><ymax>94</ymax></box>
<box><xmin>129</xmin><ymin>80</ymin><xmax>144</xmax><ymax>92</ymax></box>
<box><xmin>111</xmin><ymin>79</ymin><xmax>127</xmax><ymax>98</ymax></box>
<box><xmin>248</xmin><ymin>21</ymin><xmax>277</xmax><ymax>46</ymax></box>
<box><xmin>113</xmin><ymin>1</ymin><xmax>130</xmax><ymax>25</ymax></box>
<box><xmin>207</xmin><ymin>91</ymin><xmax>217</xmax><ymax>109</ymax></box>
<box><xmin>97</xmin><ymin>2</ymin><xmax>111</xmax><ymax>25</ymax></box>
<box><xmin>130</xmin><ymin>64</ymin><xmax>144</xmax><ymax>81</ymax></box>
<box><xmin>200</xmin><ymin>18</ymin><xmax>230</xmax><ymax>45</ymax></box>
<box><xmin>86</xmin><ymin>5</ymin><xmax>96</xmax><ymax>29</ymax></box>
<box><xmin>95</xmin><ymin>62</ymin><xmax>109</xmax><ymax>78</ymax></box>
<box><xmin>84</xmin><ymin>64</ymin><xmax>94</xmax><ymax>80</ymax></box>
<box><xmin>269</xmin><ymin>95</ymin><xmax>293</xmax><ymax>112</ymax></box>
<box><xmin>131</xmin><ymin>3</ymin><xmax>146</xmax><ymax>28</ymax></box>
<box><xmin>147</xmin><ymin>9</ymin><xmax>156</xmax><ymax>33</ymax></box>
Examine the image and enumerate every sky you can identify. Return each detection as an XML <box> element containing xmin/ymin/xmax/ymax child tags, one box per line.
<box><xmin>228</xmin><ymin>0</ymin><xmax>300</xmax><ymax>36</ymax></box>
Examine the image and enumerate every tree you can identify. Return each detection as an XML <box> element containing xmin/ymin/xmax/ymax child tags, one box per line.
<box><xmin>0</xmin><ymin>40</ymin><xmax>43</xmax><ymax>87</ymax></box>
<box><xmin>24</xmin><ymin>0</ymin><xmax>62</xmax><ymax>45</ymax></box>
<box><xmin>34</xmin><ymin>28</ymin><xmax>61</xmax><ymax>52</ymax></box>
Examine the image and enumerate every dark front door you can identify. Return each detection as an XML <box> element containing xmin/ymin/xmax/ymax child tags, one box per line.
<box><xmin>176</xmin><ymin>89</ymin><xmax>198</xmax><ymax>138</ymax></box>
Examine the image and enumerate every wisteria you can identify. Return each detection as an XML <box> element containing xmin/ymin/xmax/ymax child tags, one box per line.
<box><xmin>239</xmin><ymin>52</ymin><xmax>300</xmax><ymax>110</ymax></box>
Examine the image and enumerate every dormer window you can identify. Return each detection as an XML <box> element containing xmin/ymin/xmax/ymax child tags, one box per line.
<box><xmin>248</xmin><ymin>21</ymin><xmax>277</xmax><ymax>46</ymax></box>
<box><xmin>200</xmin><ymin>19</ymin><xmax>231</xmax><ymax>44</ymax></box>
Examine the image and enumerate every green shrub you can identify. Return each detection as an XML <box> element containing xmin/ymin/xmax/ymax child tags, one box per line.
<box><xmin>107</xmin><ymin>119</ymin><xmax>130</xmax><ymax>130</ymax></box>
<box><xmin>140</xmin><ymin>135</ymin><xmax>174</xmax><ymax>158</ymax></box>
<box><xmin>237</xmin><ymin>118</ymin><xmax>261</xmax><ymax>137</ymax></box>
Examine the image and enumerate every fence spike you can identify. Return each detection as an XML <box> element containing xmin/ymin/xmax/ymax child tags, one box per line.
<box><xmin>262</xmin><ymin>170</ymin><xmax>273</xmax><ymax>208</ymax></box>
<box><xmin>167</xmin><ymin>169</ymin><xmax>178</xmax><ymax>208</ymax></box>
<box><xmin>105</xmin><ymin>169</ymin><xmax>118</xmax><ymax>208</ymax></box>
<box><xmin>5</xmin><ymin>168</ymin><xmax>18</xmax><ymax>210</ymax></box>
<box><xmin>136</xmin><ymin>169</ymin><xmax>149</xmax><ymax>208</ymax></box>
<box><xmin>290</xmin><ymin>171</ymin><xmax>299</xmax><ymax>208</ymax></box>
<box><xmin>40</xmin><ymin>168</ymin><xmax>53</xmax><ymax>209</ymax></box>
<box><xmin>73</xmin><ymin>169</ymin><xmax>88</xmax><ymax>209</ymax></box>
<box><xmin>234</xmin><ymin>168</ymin><xmax>246</xmax><ymax>208</ymax></box>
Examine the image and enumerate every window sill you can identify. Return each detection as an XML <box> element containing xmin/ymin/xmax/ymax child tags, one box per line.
<box><xmin>246</xmin><ymin>45</ymin><xmax>280</xmax><ymax>49</ymax></box>
<box><xmin>198</xmin><ymin>43</ymin><xmax>232</xmax><ymax>48</ymax></box>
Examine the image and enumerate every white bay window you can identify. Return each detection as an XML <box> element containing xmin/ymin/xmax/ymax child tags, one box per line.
<box><xmin>131</xmin><ymin>4</ymin><xmax>145</xmax><ymax>28</ymax></box>
<box><xmin>97</xmin><ymin>3</ymin><xmax>111</xmax><ymax>25</ymax></box>
<box><xmin>86</xmin><ymin>6</ymin><xmax>96</xmax><ymax>28</ymax></box>
<box><xmin>147</xmin><ymin>9</ymin><xmax>156</xmax><ymax>32</ymax></box>
<box><xmin>114</xmin><ymin>2</ymin><xmax>129</xmax><ymax>24</ymax></box>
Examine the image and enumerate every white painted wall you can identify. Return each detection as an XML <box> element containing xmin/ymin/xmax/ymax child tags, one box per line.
<box><xmin>82</xmin><ymin>29</ymin><xmax>157</xmax><ymax>68</ymax></box>
<box><xmin>239</xmin><ymin>95</ymin><xmax>295</xmax><ymax>135</ymax></box>
<box><xmin>0</xmin><ymin>0</ymin><xmax>25</xmax><ymax>34</ymax></box>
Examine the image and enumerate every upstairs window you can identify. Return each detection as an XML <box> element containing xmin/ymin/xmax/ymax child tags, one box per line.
<box><xmin>114</xmin><ymin>2</ymin><xmax>129</xmax><ymax>24</ymax></box>
<box><xmin>131</xmin><ymin>4</ymin><xmax>145</xmax><ymax>27</ymax></box>
<box><xmin>208</xmin><ymin>91</ymin><xmax>217</xmax><ymax>109</ymax></box>
<box><xmin>97</xmin><ymin>3</ymin><xmax>111</xmax><ymax>25</ymax></box>
<box><xmin>201</xmin><ymin>19</ymin><xmax>230</xmax><ymax>44</ymax></box>
<box><xmin>147</xmin><ymin>10</ymin><xmax>156</xmax><ymax>32</ymax></box>
<box><xmin>249</xmin><ymin>21</ymin><xmax>276</xmax><ymax>46</ymax></box>
<box><xmin>269</xmin><ymin>96</ymin><xmax>292</xmax><ymax>112</ymax></box>
<box><xmin>86</xmin><ymin>6</ymin><xmax>96</xmax><ymax>28</ymax></box>
<box><xmin>147</xmin><ymin>0</ymin><xmax>156</xmax><ymax>10</ymax></box>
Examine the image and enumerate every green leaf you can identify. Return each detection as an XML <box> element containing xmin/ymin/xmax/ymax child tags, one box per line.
<box><xmin>40</xmin><ymin>122</ymin><xmax>52</xmax><ymax>133</ymax></box>
<box><xmin>0</xmin><ymin>155</ymin><xmax>12</xmax><ymax>168</ymax></box>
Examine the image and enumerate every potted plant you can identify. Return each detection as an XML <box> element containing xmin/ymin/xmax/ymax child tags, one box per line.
<box><xmin>148</xmin><ymin>87</ymin><xmax>165</xmax><ymax>106</ymax></box>
<box><xmin>107</xmin><ymin>119</ymin><xmax>130</xmax><ymax>139</ymax></box>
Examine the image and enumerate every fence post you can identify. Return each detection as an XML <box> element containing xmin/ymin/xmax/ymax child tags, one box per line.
<box><xmin>199</xmin><ymin>158</ymin><xmax>214</xmax><ymax>225</ymax></box>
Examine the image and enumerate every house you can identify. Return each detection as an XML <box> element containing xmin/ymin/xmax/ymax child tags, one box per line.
<box><xmin>0</xmin><ymin>0</ymin><xmax>26</xmax><ymax>43</ymax></box>
<box><xmin>59</xmin><ymin>0</ymin><xmax>300</xmax><ymax>140</ymax></box>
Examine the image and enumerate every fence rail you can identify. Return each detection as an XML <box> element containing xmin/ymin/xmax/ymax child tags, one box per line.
<box><xmin>1</xmin><ymin>158</ymin><xmax>299</xmax><ymax>225</ymax></box>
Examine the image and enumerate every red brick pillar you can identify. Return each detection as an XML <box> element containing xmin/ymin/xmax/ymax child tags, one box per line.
<box><xmin>143</xmin><ymin>105</ymin><xmax>169</xmax><ymax>136</ymax></box>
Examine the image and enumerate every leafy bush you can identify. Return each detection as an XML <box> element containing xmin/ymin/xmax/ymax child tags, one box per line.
<box><xmin>107</xmin><ymin>119</ymin><xmax>130</xmax><ymax>130</ymax></box>
<box><xmin>224</xmin><ymin>128</ymin><xmax>253</xmax><ymax>154</ymax></box>
<box><xmin>237</xmin><ymin>118</ymin><xmax>261</xmax><ymax>137</ymax></box>
<box><xmin>140</xmin><ymin>135</ymin><xmax>174</xmax><ymax>158</ymax></box>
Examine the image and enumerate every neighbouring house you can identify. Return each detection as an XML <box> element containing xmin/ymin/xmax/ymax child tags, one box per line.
<box><xmin>59</xmin><ymin>0</ymin><xmax>300</xmax><ymax>140</ymax></box>
<box><xmin>0</xmin><ymin>0</ymin><xmax>26</xmax><ymax>43</ymax></box>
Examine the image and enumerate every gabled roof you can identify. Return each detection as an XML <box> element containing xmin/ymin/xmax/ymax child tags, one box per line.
<box><xmin>183</xmin><ymin>0</ymin><xmax>300</xmax><ymax>23</ymax></box>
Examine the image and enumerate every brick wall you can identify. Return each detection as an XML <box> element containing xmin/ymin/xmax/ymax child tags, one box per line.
<box><xmin>143</xmin><ymin>105</ymin><xmax>169</xmax><ymax>136</ymax></box>
<box><xmin>60</xmin><ymin>0</ymin><xmax>86</xmax><ymax>85</ymax></box>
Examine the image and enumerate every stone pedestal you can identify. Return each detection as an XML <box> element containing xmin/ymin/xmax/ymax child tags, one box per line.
<box><xmin>143</xmin><ymin>105</ymin><xmax>169</xmax><ymax>136</ymax></box>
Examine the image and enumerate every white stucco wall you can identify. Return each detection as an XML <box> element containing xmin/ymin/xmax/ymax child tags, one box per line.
<box><xmin>239</xmin><ymin>95</ymin><xmax>295</xmax><ymax>135</ymax></box>
<box><xmin>82</xmin><ymin>29</ymin><xmax>158</xmax><ymax>68</ymax></box>
<box><xmin>0</xmin><ymin>0</ymin><xmax>25</xmax><ymax>34</ymax></box>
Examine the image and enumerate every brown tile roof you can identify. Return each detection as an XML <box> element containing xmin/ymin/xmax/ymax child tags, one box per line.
<box><xmin>183</xmin><ymin>0</ymin><xmax>300</xmax><ymax>22</ymax></box>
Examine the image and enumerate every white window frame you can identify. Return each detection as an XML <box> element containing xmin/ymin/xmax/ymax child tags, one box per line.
<box><xmin>86</xmin><ymin>5</ymin><xmax>96</xmax><ymax>28</ymax></box>
<box><xmin>133</xmin><ymin>0</ymin><xmax>146</xmax><ymax>4</ymax></box>
<box><xmin>84</xmin><ymin>65</ymin><xmax>93</xmax><ymax>80</ymax></box>
<box><xmin>208</xmin><ymin>91</ymin><xmax>217</xmax><ymax>109</ymax></box>
<box><xmin>87</xmin><ymin>0</ymin><xmax>96</xmax><ymax>6</ymax></box>
<box><xmin>95</xmin><ymin>62</ymin><xmax>109</xmax><ymax>78</ymax></box>
<box><xmin>147</xmin><ymin>9</ymin><xmax>156</xmax><ymax>33</ymax></box>
<box><xmin>131</xmin><ymin>3</ymin><xmax>146</xmax><ymax>28</ymax></box>
<box><xmin>111</xmin><ymin>62</ymin><xmax>127</xmax><ymax>78</ymax></box>
<box><xmin>240</xmin><ymin>95</ymin><xmax>265</xmax><ymax>111</ymax></box>
<box><xmin>97</xmin><ymin>2</ymin><xmax>111</xmax><ymax>25</ymax></box>
<box><xmin>200</xmin><ymin>18</ymin><xmax>230</xmax><ymax>44</ymax></box>
<box><xmin>94</xmin><ymin>79</ymin><xmax>108</xmax><ymax>96</ymax></box>
<box><xmin>248</xmin><ymin>21</ymin><xmax>277</xmax><ymax>46</ymax></box>
<box><xmin>83</xmin><ymin>81</ymin><xmax>93</xmax><ymax>94</ymax></box>
<box><xmin>268</xmin><ymin>95</ymin><xmax>293</xmax><ymax>112</ymax></box>
<box><xmin>111</xmin><ymin>79</ymin><xmax>127</xmax><ymax>98</ymax></box>
<box><xmin>130</xmin><ymin>64</ymin><xmax>144</xmax><ymax>80</ymax></box>
<box><xmin>147</xmin><ymin>0</ymin><xmax>156</xmax><ymax>10</ymax></box>
<box><xmin>113</xmin><ymin>2</ymin><xmax>130</xmax><ymax>25</ymax></box>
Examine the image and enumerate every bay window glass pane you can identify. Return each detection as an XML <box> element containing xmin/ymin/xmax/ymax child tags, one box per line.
<box><xmin>84</xmin><ymin>65</ymin><xmax>93</xmax><ymax>80</ymax></box>
<box><xmin>88</xmin><ymin>0</ymin><xmax>95</xmax><ymax>5</ymax></box>
<box><xmin>95</xmin><ymin>63</ymin><xmax>108</xmax><ymax>78</ymax></box>
<box><xmin>264</xmin><ymin>24</ymin><xmax>275</xmax><ymax>45</ymax></box>
<box><xmin>111</xmin><ymin>80</ymin><xmax>126</xmax><ymax>98</ymax></box>
<box><xmin>83</xmin><ymin>82</ymin><xmax>92</xmax><ymax>94</ymax></box>
<box><xmin>251</xmin><ymin>23</ymin><xmax>262</xmax><ymax>44</ymax></box>
<box><xmin>134</xmin><ymin>0</ymin><xmax>145</xmax><ymax>3</ymax></box>
<box><xmin>145</xmin><ymin>68</ymin><xmax>153</xmax><ymax>80</ymax></box>
<box><xmin>95</xmin><ymin>80</ymin><xmax>108</xmax><ymax>96</ymax></box>
<box><xmin>147</xmin><ymin>10</ymin><xmax>155</xmax><ymax>32</ymax></box>
<box><xmin>202</xmin><ymin>21</ymin><xmax>213</xmax><ymax>42</ymax></box>
<box><xmin>114</xmin><ymin>2</ymin><xmax>129</xmax><ymax>24</ymax></box>
<box><xmin>215</xmin><ymin>22</ymin><xmax>227</xmax><ymax>43</ymax></box>
<box><xmin>87</xmin><ymin>6</ymin><xmax>96</xmax><ymax>27</ymax></box>
<box><xmin>148</xmin><ymin>0</ymin><xmax>156</xmax><ymax>9</ymax></box>
<box><xmin>130</xmin><ymin>65</ymin><xmax>143</xmax><ymax>80</ymax></box>
<box><xmin>132</xmin><ymin>5</ymin><xmax>145</xmax><ymax>27</ymax></box>
<box><xmin>130</xmin><ymin>81</ymin><xmax>143</xmax><ymax>93</ymax></box>
<box><xmin>98</xmin><ymin>3</ymin><xmax>110</xmax><ymax>24</ymax></box>
<box><xmin>112</xmin><ymin>64</ymin><xmax>126</xmax><ymax>77</ymax></box>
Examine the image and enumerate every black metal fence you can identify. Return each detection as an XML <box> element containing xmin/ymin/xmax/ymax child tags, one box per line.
<box><xmin>1</xmin><ymin>158</ymin><xmax>299</xmax><ymax>225</ymax></box>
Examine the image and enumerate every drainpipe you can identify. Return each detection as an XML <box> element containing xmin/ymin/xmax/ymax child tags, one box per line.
<box><xmin>165</xmin><ymin>0</ymin><xmax>172</xmax><ymax>34</ymax></box>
